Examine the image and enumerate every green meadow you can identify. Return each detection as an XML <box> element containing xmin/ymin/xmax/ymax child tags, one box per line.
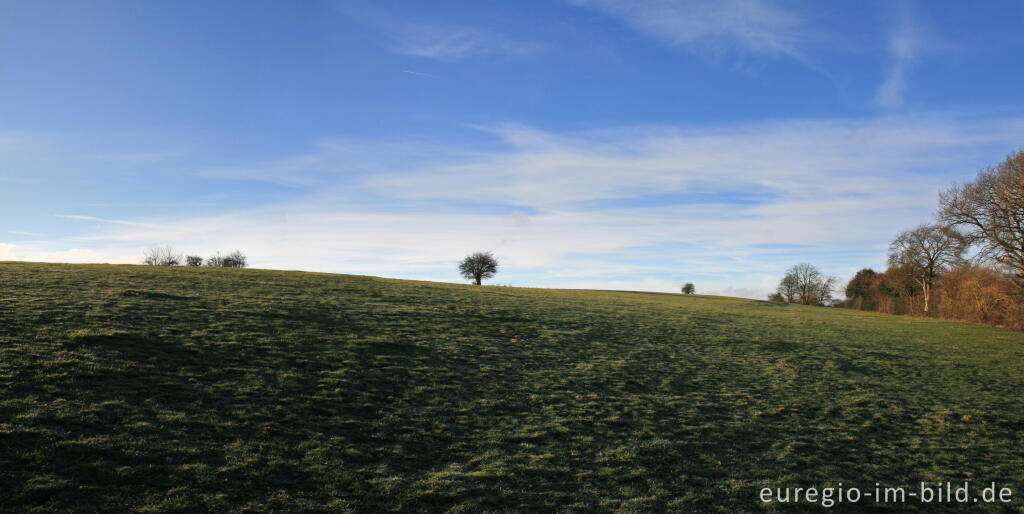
<box><xmin>2</xmin><ymin>262</ymin><xmax>1023</xmax><ymax>512</ymax></box>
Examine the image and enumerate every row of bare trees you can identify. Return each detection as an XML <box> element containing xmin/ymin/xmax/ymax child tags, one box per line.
<box><xmin>142</xmin><ymin>246</ymin><xmax>247</xmax><ymax>268</ymax></box>
<box><xmin>844</xmin><ymin>149</ymin><xmax>1024</xmax><ymax>329</ymax></box>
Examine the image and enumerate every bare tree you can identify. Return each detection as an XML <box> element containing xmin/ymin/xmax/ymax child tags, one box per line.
<box><xmin>459</xmin><ymin>251</ymin><xmax>498</xmax><ymax>285</ymax></box>
<box><xmin>681</xmin><ymin>282</ymin><xmax>695</xmax><ymax>294</ymax></box>
<box><xmin>142</xmin><ymin>245</ymin><xmax>181</xmax><ymax>266</ymax></box>
<box><xmin>776</xmin><ymin>273</ymin><xmax>798</xmax><ymax>303</ymax></box>
<box><xmin>206</xmin><ymin>250</ymin><xmax>247</xmax><ymax>268</ymax></box>
<box><xmin>888</xmin><ymin>223</ymin><xmax>966</xmax><ymax>313</ymax></box>
<box><xmin>777</xmin><ymin>263</ymin><xmax>837</xmax><ymax>305</ymax></box>
<box><xmin>938</xmin><ymin>149</ymin><xmax>1024</xmax><ymax>289</ymax></box>
<box><xmin>222</xmin><ymin>250</ymin><xmax>247</xmax><ymax>268</ymax></box>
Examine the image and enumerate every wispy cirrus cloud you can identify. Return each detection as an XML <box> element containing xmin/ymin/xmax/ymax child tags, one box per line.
<box><xmin>55</xmin><ymin>214</ymin><xmax>168</xmax><ymax>230</ymax></box>
<box><xmin>387</xmin><ymin>24</ymin><xmax>541</xmax><ymax>61</ymax></box>
<box><xmin>569</xmin><ymin>0</ymin><xmax>806</xmax><ymax>60</ymax></box>
<box><xmin>341</xmin><ymin>5</ymin><xmax>541</xmax><ymax>62</ymax></box>
<box><xmin>874</xmin><ymin>2</ymin><xmax>946</xmax><ymax>109</ymax></box>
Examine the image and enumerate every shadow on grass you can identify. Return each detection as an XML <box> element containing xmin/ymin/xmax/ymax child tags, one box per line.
<box><xmin>118</xmin><ymin>289</ymin><xmax>195</xmax><ymax>301</ymax></box>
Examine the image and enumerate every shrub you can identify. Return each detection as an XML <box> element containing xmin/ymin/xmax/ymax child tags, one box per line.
<box><xmin>206</xmin><ymin>251</ymin><xmax>247</xmax><ymax>268</ymax></box>
<box><xmin>142</xmin><ymin>246</ymin><xmax>181</xmax><ymax>266</ymax></box>
<box><xmin>221</xmin><ymin>251</ymin><xmax>247</xmax><ymax>268</ymax></box>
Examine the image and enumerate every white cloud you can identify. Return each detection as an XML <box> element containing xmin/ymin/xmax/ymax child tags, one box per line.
<box><xmin>875</xmin><ymin>15</ymin><xmax>918</xmax><ymax>107</ymax></box>
<box><xmin>570</xmin><ymin>0</ymin><xmax>806</xmax><ymax>60</ymax></box>
<box><xmin>706</xmin><ymin>284</ymin><xmax>777</xmax><ymax>299</ymax></box>
<box><xmin>0</xmin><ymin>243</ymin><xmax>16</xmax><ymax>260</ymax></box>
<box><xmin>340</xmin><ymin>5</ymin><xmax>540</xmax><ymax>62</ymax></box>
<box><xmin>0</xmin><ymin>242</ymin><xmax>138</xmax><ymax>264</ymax></box>
<box><xmin>505</xmin><ymin>211</ymin><xmax>532</xmax><ymax>226</ymax></box>
<box><xmin>56</xmin><ymin>214</ymin><xmax>168</xmax><ymax>229</ymax></box>
<box><xmin>360</xmin><ymin>115</ymin><xmax>1019</xmax><ymax>213</ymax></box>
<box><xmin>401</xmin><ymin>69</ymin><xmax>436</xmax><ymax>78</ymax></box>
<box><xmin>198</xmin><ymin>137</ymin><xmax>482</xmax><ymax>187</ymax></box>
<box><xmin>389</xmin><ymin>25</ymin><xmax>540</xmax><ymax>61</ymax></box>
<box><xmin>30</xmin><ymin>248</ymin><xmax>133</xmax><ymax>264</ymax></box>
<box><xmin>546</xmin><ymin>277</ymin><xmax>687</xmax><ymax>294</ymax></box>
<box><xmin>874</xmin><ymin>3</ymin><xmax>945</xmax><ymax>109</ymax></box>
<box><xmin>26</xmin><ymin>110</ymin><xmax>1022</xmax><ymax>299</ymax></box>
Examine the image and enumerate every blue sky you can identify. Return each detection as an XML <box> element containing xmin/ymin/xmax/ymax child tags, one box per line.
<box><xmin>2</xmin><ymin>0</ymin><xmax>1024</xmax><ymax>298</ymax></box>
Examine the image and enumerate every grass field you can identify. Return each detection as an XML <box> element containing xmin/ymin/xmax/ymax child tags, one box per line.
<box><xmin>2</xmin><ymin>262</ymin><xmax>1023</xmax><ymax>512</ymax></box>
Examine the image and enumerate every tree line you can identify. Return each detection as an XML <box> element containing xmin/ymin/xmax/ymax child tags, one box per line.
<box><xmin>142</xmin><ymin>246</ymin><xmax>248</xmax><ymax>268</ymax></box>
<box><xmin>139</xmin><ymin>146</ymin><xmax>1022</xmax><ymax>332</ymax></box>
<box><xmin>843</xmin><ymin>149</ymin><xmax>1024</xmax><ymax>330</ymax></box>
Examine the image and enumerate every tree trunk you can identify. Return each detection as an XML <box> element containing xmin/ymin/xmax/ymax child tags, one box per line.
<box><xmin>921</xmin><ymin>280</ymin><xmax>930</xmax><ymax>313</ymax></box>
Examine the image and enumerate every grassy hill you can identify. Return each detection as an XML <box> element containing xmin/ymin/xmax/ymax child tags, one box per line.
<box><xmin>2</xmin><ymin>262</ymin><xmax>1023</xmax><ymax>512</ymax></box>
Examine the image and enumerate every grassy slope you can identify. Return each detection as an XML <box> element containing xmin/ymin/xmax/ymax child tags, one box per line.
<box><xmin>1</xmin><ymin>262</ymin><xmax>1023</xmax><ymax>512</ymax></box>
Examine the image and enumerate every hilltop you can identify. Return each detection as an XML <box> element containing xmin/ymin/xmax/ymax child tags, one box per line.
<box><xmin>2</xmin><ymin>262</ymin><xmax>1023</xmax><ymax>511</ymax></box>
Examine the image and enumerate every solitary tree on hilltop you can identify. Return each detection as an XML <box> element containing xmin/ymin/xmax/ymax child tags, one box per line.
<box><xmin>459</xmin><ymin>251</ymin><xmax>498</xmax><ymax>285</ymax></box>
<box><xmin>681</xmin><ymin>282</ymin><xmax>695</xmax><ymax>294</ymax></box>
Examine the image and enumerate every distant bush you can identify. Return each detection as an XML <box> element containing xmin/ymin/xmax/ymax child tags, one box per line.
<box><xmin>142</xmin><ymin>246</ymin><xmax>181</xmax><ymax>266</ymax></box>
<box><xmin>185</xmin><ymin>255</ymin><xmax>203</xmax><ymax>267</ymax></box>
<box><xmin>681</xmin><ymin>282</ymin><xmax>695</xmax><ymax>294</ymax></box>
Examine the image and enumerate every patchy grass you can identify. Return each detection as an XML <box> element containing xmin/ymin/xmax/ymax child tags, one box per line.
<box><xmin>1</xmin><ymin>262</ymin><xmax>1023</xmax><ymax>512</ymax></box>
